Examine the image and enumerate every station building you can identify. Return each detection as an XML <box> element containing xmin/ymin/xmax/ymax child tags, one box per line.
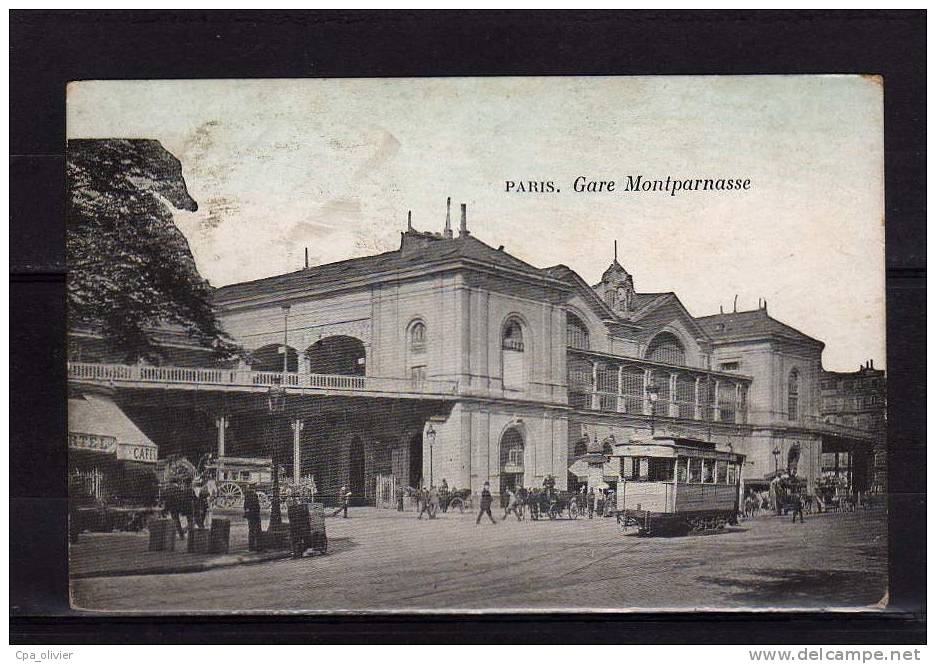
<box><xmin>67</xmin><ymin>201</ymin><xmax>880</xmax><ymax>504</ymax></box>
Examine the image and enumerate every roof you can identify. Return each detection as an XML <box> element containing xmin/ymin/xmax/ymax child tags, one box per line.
<box><xmin>695</xmin><ymin>308</ymin><xmax>824</xmax><ymax>346</ymax></box>
<box><xmin>68</xmin><ymin>393</ymin><xmax>157</xmax><ymax>460</ymax></box>
<box><xmin>214</xmin><ymin>231</ymin><xmax>560</xmax><ymax>304</ymax></box>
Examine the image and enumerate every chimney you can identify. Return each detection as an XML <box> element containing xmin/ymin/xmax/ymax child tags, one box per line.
<box><xmin>304</xmin><ymin>247</ymin><xmax>309</xmax><ymax>269</ymax></box>
<box><xmin>407</xmin><ymin>210</ymin><xmax>413</xmax><ymax>231</ymax></box>
<box><xmin>720</xmin><ymin>305</ymin><xmax>724</xmax><ymax>314</ymax></box>
<box><xmin>443</xmin><ymin>197</ymin><xmax>453</xmax><ymax>239</ymax></box>
<box><xmin>733</xmin><ymin>294</ymin><xmax>738</xmax><ymax>313</ymax></box>
<box><xmin>459</xmin><ymin>203</ymin><xmax>469</xmax><ymax>236</ymax></box>
<box><xmin>870</xmin><ymin>359</ymin><xmax>874</xmax><ymax>369</ymax></box>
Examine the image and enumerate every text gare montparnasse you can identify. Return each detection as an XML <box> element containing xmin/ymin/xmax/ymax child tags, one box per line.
<box><xmin>504</xmin><ymin>175</ymin><xmax>753</xmax><ymax>196</ymax></box>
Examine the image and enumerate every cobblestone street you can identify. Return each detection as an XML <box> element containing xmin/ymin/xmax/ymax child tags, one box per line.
<box><xmin>71</xmin><ymin>507</ymin><xmax>887</xmax><ymax>613</ymax></box>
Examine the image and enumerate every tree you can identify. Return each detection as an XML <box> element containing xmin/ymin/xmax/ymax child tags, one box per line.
<box><xmin>67</xmin><ymin>139</ymin><xmax>238</xmax><ymax>361</ymax></box>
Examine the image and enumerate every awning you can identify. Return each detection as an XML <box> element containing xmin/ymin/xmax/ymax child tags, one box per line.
<box><xmin>68</xmin><ymin>394</ymin><xmax>158</xmax><ymax>464</ymax></box>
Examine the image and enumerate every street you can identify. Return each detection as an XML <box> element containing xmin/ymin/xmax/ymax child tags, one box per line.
<box><xmin>71</xmin><ymin>507</ymin><xmax>887</xmax><ymax>613</ymax></box>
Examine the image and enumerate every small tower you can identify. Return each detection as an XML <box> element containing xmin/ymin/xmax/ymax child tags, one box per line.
<box><xmin>596</xmin><ymin>241</ymin><xmax>635</xmax><ymax>313</ymax></box>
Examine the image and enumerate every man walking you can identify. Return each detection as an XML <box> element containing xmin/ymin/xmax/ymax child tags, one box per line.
<box><xmin>502</xmin><ymin>487</ymin><xmax>521</xmax><ymax>521</ymax></box>
<box><xmin>791</xmin><ymin>493</ymin><xmax>805</xmax><ymax>524</ymax></box>
<box><xmin>244</xmin><ymin>485</ymin><xmax>263</xmax><ymax>551</ymax></box>
<box><xmin>476</xmin><ymin>481</ymin><xmax>497</xmax><ymax>525</ymax></box>
<box><xmin>587</xmin><ymin>487</ymin><xmax>596</xmax><ymax>519</ymax></box>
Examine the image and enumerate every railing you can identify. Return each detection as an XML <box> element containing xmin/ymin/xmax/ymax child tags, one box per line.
<box><xmin>571</xmin><ymin>388</ymin><xmax>745</xmax><ymax>424</ymax></box>
<box><xmin>67</xmin><ymin>362</ymin><xmax>457</xmax><ymax>396</ymax></box>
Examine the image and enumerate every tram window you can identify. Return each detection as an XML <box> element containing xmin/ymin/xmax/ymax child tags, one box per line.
<box><xmin>703</xmin><ymin>459</ymin><xmax>715</xmax><ymax>483</ymax></box>
<box><xmin>727</xmin><ymin>463</ymin><xmax>737</xmax><ymax>485</ymax></box>
<box><xmin>638</xmin><ymin>457</ymin><xmax>649</xmax><ymax>479</ymax></box>
<box><xmin>676</xmin><ymin>457</ymin><xmax>688</xmax><ymax>483</ymax></box>
<box><xmin>716</xmin><ymin>460</ymin><xmax>728</xmax><ymax>483</ymax></box>
<box><xmin>647</xmin><ymin>457</ymin><xmax>674</xmax><ymax>482</ymax></box>
<box><xmin>621</xmin><ymin>457</ymin><xmax>634</xmax><ymax>479</ymax></box>
<box><xmin>688</xmin><ymin>457</ymin><xmax>702</xmax><ymax>483</ymax></box>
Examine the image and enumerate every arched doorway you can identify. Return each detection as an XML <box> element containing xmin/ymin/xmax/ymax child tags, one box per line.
<box><xmin>249</xmin><ymin>343</ymin><xmax>298</xmax><ymax>373</ymax></box>
<box><xmin>499</xmin><ymin>427</ymin><xmax>525</xmax><ymax>506</ymax></box>
<box><xmin>306</xmin><ymin>336</ymin><xmax>366</xmax><ymax>376</ymax></box>
<box><xmin>349</xmin><ymin>436</ymin><xmax>365</xmax><ymax>505</ymax></box>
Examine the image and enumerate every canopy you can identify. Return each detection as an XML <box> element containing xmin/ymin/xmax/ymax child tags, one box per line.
<box><xmin>68</xmin><ymin>394</ymin><xmax>158</xmax><ymax>464</ymax></box>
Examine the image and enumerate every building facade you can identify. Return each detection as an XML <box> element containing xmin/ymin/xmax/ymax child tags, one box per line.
<box><xmin>67</xmin><ymin>203</ymin><xmax>881</xmax><ymax>504</ymax></box>
<box><xmin>820</xmin><ymin>361</ymin><xmax>887</xmax><ymax>493</ymax></box>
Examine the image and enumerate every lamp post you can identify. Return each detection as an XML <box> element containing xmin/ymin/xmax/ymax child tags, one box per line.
<box><xmin>646</xmin><ymin>382</ymin><xmax>661</xmax><ymax>435</ymax></box>
<box><xmin>268</xmin><ymin>385</ymin><xmax>286</xmax><ymax>527</ymax></box>
<box><xmin>426</xmin><ymin>425</ymin><xmax>436</xmax><ymax>487</ymax></box>
<box><xmin>772</xmin><ymin>445</ymin><xmax>781</xmax><ymax>477</ymax></box>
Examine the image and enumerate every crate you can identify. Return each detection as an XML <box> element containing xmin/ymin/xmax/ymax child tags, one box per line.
<box><xmin>147</xmin><ymin>518</ymin><xmax>176</xmax><ymax>552</ymax></box>
<box><xmin>208</xmin><ymin>518</ymin><xmax>231</xmax><ymax>554</ymax></box>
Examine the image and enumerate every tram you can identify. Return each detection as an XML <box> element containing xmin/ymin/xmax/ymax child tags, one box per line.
<box><xmin>612</xmin><ymin>436</ymin><xmax>744</xmax><ymax>536</ymax></box>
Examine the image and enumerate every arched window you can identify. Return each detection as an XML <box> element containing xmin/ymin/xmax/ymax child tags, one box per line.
<box><xmin>788</xmin><ymin>369</ymin><xmax>799</xmax><ymax>420</ymax></box>
<box><xmin>566</xmin><ymin>313</ymin><xmax>589</xmax><ymax>350</ymax></box>
<box><xmin>502</xmin><ymin>318</ymin><xmax>525</xmax><ymax>390</ymax></box>
<box><xmin>502</xmin><ymin>319</ymin><xmax>524</xmax><ymax>351</ymax></box>
<box><xmin>646</xmin><ymin>332</ymin><xmax>686</xmax><ymax>366</ymax></box>
<box><xmin>410</xmin><ymin>321</ymin><xmax>426</xmax><ymax>352</ymax></box>
<box><xmin>604</xmin><ymin>289</ymin><xmax>617</xmax><ymax>308</ymax></box>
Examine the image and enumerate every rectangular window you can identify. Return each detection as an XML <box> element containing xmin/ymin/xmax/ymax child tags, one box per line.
<box><xmin>719</xmin><ymin>361</ymin><xmax>740</xmax><ymax>372</ymax></box>
<box><xmin>621</xmin><ymin>456</ymin><xmax>634</xmax><ymax>479</ymax></box>
<box><xmin>727</xmin><ymin>463</ymin><xmax>737</xmax><ymax>485</ymax></box>
<box><xmin>716</xmin><ymin>460</ymin><xmax>728</xmax><ymax>483</ymax></box>
<box><xmin>648</xmin><ymin>457</ymin><xmax>675</xmax><ymax>482</ymax></box>
<box><xmin>676</xmin><ymin>457</ymin><xmax>688</xmax><ymax>483</ymax></box>
<box><xmin>411</xmin><ymin>365</ymin><xmax>426</xmax><ymax>386</ymax></box>
<box><xmin>688</xmin><ymin>457</ymin><xmax>703</xmax><ymax>483</ymax></box>
<box><xmin>702</xmin><ymin>459</ymin><xmax>715</xmax><ymax>483</ymax></box>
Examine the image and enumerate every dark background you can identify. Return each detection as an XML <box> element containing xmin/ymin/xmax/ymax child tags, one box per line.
<box><xmin>10</xmin><ymin>10</ymin><xmax>925</xmax><ymax>643</ymax></box>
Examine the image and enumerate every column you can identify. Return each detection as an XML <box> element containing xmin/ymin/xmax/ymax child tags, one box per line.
<box><xmin>670</xmin><ymin>373</ymin><xmax>678</xmax><ymax>418</ymax></box>
<box><xmin>694</xmin><ymin>376</ymin><xmax>702</xmax><ymax>420</ymax></box>
<box><xmin>291</xmin><ymin>419</ymin><xmax>305</xmax><ymax>483</ymax></box>
<box><xmin>713</xmin><ymin>379</ymin><xmax>721</xmax><ymax>422</ymax></box>
<box><xmin>215</xmin><ymin>415</ymin><xmax>229</xmax><ymax>457</ymax></box>
<box><xmin>591</xmin><ymin>362</ymin><xmax>599</xmax><ymax>410</ymax></box>
<box><xmin>643</xmin><ymin>368</ymin><xmax>652</xmax><ymax>415</ymax></box>
<box><xmin>617</xmin><ymin>365</ymin><xmax>626</xmax><ymax>413</ymax></box>
<box><xmin>215</xmin><ymin>415</ymin><xmax>229</xmax><ymax>480</ymax></box>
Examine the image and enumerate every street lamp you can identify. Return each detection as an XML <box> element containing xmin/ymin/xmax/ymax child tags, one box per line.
<box><xmin>426</xmin><ymin>425</ymin><xmax>436</xmax><ymax>487</ymax></box>
<box><xmin>772</xmin><ymin>445</ymin><xmax>781</xmax><ymax>477</ymax></box>
<box><xmin>646</xmin><ymin>382</ymin><xmax>661</xmax><ymax>435</ymax></box>
<box><xmin>268</xmin><ymin>385</ymin><xmax>287</xmax><ymax>527</ymax></box>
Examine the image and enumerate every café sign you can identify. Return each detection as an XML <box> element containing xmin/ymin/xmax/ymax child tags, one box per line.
<box><xmin>117</xmin><ymin>443</ymin><xmax>158</xmax><ymax>463</ymax></box>
<box><xmin>68</xmin><ymin>432</ymin><xmax>117</xmax><ymax>454</ymax></box>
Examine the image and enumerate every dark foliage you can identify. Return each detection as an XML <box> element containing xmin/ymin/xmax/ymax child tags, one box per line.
<box><xmin>67</xmin><ymin>139</ymin><xmax>238</xmax><ymax>361</ymax></box>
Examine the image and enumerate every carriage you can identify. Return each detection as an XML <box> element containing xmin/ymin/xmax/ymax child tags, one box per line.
<box><xmin>612</xmin><ymin>436</ymin><xmax>744</xmax><ymax>536</ymax></box>
<box><xmin>158</xmin><ymin>453</ymin><xmax>315</xmax><ymax>510</ymax></box>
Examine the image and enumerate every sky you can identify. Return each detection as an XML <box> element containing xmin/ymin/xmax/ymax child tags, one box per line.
<box><xmin>67</xmin><ymin>76</ymin><xmax>885</xmax><ymax>371</ymax></box>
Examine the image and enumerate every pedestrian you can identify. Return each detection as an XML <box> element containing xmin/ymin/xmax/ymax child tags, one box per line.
<box><xmin>162</xmin><ymin>480</ymin><xmax>193</xmax><ymax>539</ymax></box>
<box><xmin>340</xmin><ymin>485</ymin><xmax>351</xmax><ymax>518</ymax></box>
<box><xmin>243</xmin><ymin>485</ymin><xmax>263</xmax><ymax>551</ymax></box>
<box><xmin>440</xmin><ymin>479</ymin><xmax>450</xmax><ymax>513</ymax></box>
<box><xmin>587</xmin><ymin>487</ymin><xmax>596</xmax><ymax>519</ymax></box>
<box><xmin>193</xmin><ymin>482</ymin><xmax>211</xmax><ymax>529</ymax></box>
<box><xmin>428</xmin><ymin>485</ymin><xmax>441</xmax><ymax>519</ymax></box>
<box><xmin>476</xmin><ymin>481</ymin><xmax>497</xmax><ymax>525</ymax></box>
<box><xmin>596</xmin><ymin>489</ymin><xmax>606</xmax><ymax>517</ymax></box>
<box><xmin>791</xmin><ymin>493</ymin><xmax>805</xmax><ymax>524</ymax></box>
<box><xmin>417</xmin><ymin>487</ymin><xmax>432</xmax><ymax>520</ymax></box>
<box><xmin>502</xmin><ymin>487</ymin><xmax>521</xmax><ymax>521</ymax></box>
